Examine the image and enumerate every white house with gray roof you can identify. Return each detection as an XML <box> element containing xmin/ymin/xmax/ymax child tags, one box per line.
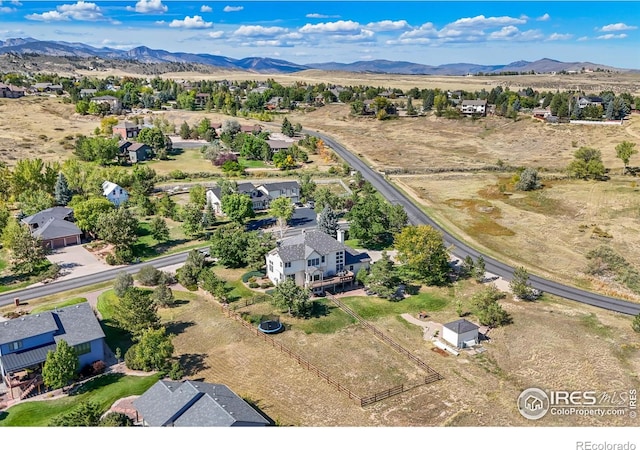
<box><xmin>266</xmin><ymin>229</ymin><xmax>370</xmax><ymax>294</ymax></box>
<box><xmin>442</xmin><ymin>319</ymin><xmax>479</xmax><ymax>348</ymax></box>
<box><xmin>0</xmin><ymin>302</ymin><xmax>106</xmax><ymax>397</ymax></box>
<box><xmin>133</xmin><ymin>380</ymin><xmax>270</xmax><ymax>427</ymax></box>
<box><xmin>21</xmin><ymin>206</ymin><xmax>82</xmax><ymax>249</ymax></box>
<box><xmin>206</xmin><ymin>180</ymin><xmax>300</xmax><ymax>215</ymax></box>
<box><xmin>102</xmin><ymin>181</ymin><xmax>129</xmax><ymax>206</ymax></box>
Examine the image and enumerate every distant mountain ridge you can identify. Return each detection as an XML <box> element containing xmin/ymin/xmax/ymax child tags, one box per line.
<box><xmin>0</xmin><ymin>37</ymin><xmax>628</xmax><ymax>75</ymax></box>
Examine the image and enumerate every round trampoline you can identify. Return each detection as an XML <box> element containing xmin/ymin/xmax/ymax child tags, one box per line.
<box><xmin>258</xmin><ymin>316</ymin><xmax>284</xmax><ymax>334</ymax></box>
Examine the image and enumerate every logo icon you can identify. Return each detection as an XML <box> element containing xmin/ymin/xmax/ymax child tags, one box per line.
<box><xmin>518</xmin><ymin>388</ymin><xmax>550</xmax><ymax>420</ymax></box>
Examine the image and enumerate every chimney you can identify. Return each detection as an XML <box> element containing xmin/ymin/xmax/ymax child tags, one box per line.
<box><xmin>336</xmin><ymin>228</ymin><xmax>345</xmax><ymax>244</ymax></box>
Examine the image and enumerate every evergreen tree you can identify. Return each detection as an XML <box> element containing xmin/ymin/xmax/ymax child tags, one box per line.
<box><xmin>54</xmin><ymin>172</ymin><xmax>72</xmax><ymax>206</ymax></box>
<box><xmin>113</xmin><ymin>271</ymin><xmax>134</xmax><ymax>297</ymax></box>
<box><xmin>474</xmin><ymin>255</ymin><xmax>486</xmax><ymax>283</ymax></box>
<box><xmin>317</xmin><ymin>204</ymin><xmax>338</xmax><ymax>238</ymax></box>
<box><xmin>202</xmin><ymin>200</ymin><xmax>216</xmax><ymax>228</ymax></box>
<box><xmin>281</xmin><ymin>117</ymin><xmax>294</xmax><ymax>137</ymax></box>
<box><xmin>113</xmin><ymin>287</ymin><xmax>159</xmax><ymax>335</ymax></box>
<box><xmin>42</xmin><ymin>340</ymin><xmax>78</xmax><ymax>390</ymax></box>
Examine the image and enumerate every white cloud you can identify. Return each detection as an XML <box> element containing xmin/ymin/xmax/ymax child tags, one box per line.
<box><xmin>207</xmin><ymin>31</ymin><xmax>224</xmax><ymax>39</ymax></box>
<box><xmin>168</xmin><ymin>15</ymin><xmax>212</xmax><ymax>29</ymax></box>
<box><xmin>448</xmin><ymin>15</ymin><xmax>527</xmax><ymax>29</ymax></box>
<box><xmin>488</xmin><ymin>26</ymin><xmax>519</xmax><ymax>39</ymax></box>
<box><xmin>200</xmin><ymin>5</ymin><xmax>212</xmax><ymax>13</ymax></box>
<box><xmin>305</xmin><ymin>13</ymin><xmax>340</xmax><ymax>19</ymax></box>
<box><xmin>155</xmin><ymin>20</ymin><xmax>165</xmax><ymax>25</ymax></box>
<box><xmin>300</xmin><ymin>20</ymin><xmax>362</xmax><ymax>34</ymax></box>
<box><xmin>537</xmin><ymin>13</ymin><xmax>550</xmax><ymax>21</ymax></box>
<box><xmin>223</xmin><ymin>5</ymin><xmax>243</xmax><ymax>12</ymax></box>
<box><xmin>596</xmin><ymin>33</ymin><xmax>628</xmax><ymax>40</ymax></box>
<box><xmin>331</xmin><ymin>29</ymin><xmax>375</xmax><ymax>42</ymax></box>
<box><xmin>233</xmin><ymin>25</ymin><xmax>288</xmax><ymax>37</ymax></box>
<box><xmin>598</xmin><ymin>23</ymin><xmax>637</xmax><ymax>32</ymax></box>
<box><xmin>365</xmin><ymin>20</ymin><xmax>410</xmax><ymax>32</ymax></box>
<box><xmin>240</xmin><ymin>39</ymin><xmax>293</xmax><ymax>48</ymax></box>
<box><xmin>126</xmin><ymin>0</ymin><xmax>167</xmax><ymax>14</ymax></box>
<box><xmin>577</xmin><ymin>36</ymin><xmax>589</xmax><ymax>41</ymax></box>
<box><xmin>547</xmin><ymin>33</ymin><xmax>573</xmax><ymax>41</ymax></box>
<box><xmin>399</xmin><ymin>22</ymin><xmax>438</xmax><ymax>39</ymax></box>
<box><xmin>0</xmin><ymin>6</ymin><xmax>15</xmax><ymax>13</ymax></box>
<box><xmin>25</xmin><ymin>1</ymin><xmax>105</xmax><ymax>22</ymax></box>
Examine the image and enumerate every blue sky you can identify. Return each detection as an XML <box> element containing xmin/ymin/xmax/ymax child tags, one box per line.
<box><xmin>0</xmin><ymin>1</ymin><xmax>638</xmax><ymax>67</ymax></box>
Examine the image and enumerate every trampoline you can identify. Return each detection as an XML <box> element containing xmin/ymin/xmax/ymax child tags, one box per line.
<box><xmin>258</xmin><ymin>315</ymin><xmax>284</xmax><ymax>334</ymax></box>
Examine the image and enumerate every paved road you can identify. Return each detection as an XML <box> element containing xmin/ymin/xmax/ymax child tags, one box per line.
<box><xmin>308</xmin><ymin>130</ymin><xmax>640</xmax><ymax>316</ymax></box>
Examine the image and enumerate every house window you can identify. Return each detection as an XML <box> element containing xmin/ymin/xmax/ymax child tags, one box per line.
<box><xmin>307</xmin><ymin>258</ymin><xmax>319</xmax><ymax>267</ymax></box>
<box><xmin>349</xmin><ymin>265</ymin><xmax>354</xmax><ymax>271</ymax></box>
<box><xmin>74</xmin><ymin>342</ymin><xmax>91</xmax><ymax>356</ymax></box>
<box><xmin>8</xmin><ymin>340</ymin><xmax>23</xmax><ymax>351</ymax></box>
<box><xmin>285</xmin><ymin>262</ymin><xmax>291</xmax><ymax>268</ymax></box>
<box><xmin>286</xmin><ymin>274</ymin><xmax>295</xmax><ymax>281</ymax></box>
<box><xmin>336</xmin><ymin>251</ymin><xmax>344</xmax><ymax>265</ymax></box>
<box><xmin>321</xmin><ymin>255</ymin><xmax>325</xmax><ymax>263</ymax></box>
<box><xmin>280</xmin><ymin>261</ymin><xmax>283</xmax><ymax>268</ymax></box>
<box><xmin>268</xmin><ymin>261</ymin><xmax>274</xmax><ymax>273</ymax></box>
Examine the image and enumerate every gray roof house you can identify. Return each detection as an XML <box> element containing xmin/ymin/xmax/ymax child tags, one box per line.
<box><xmin>266</xmin><ymin>229</ymin><xmax>371</xmax><ymax>293</ymax></box>
<box><xmin>0</xmin><ymin>302</ymin><xmax>106</xmax><ymax>395</ymax></box>
<box><xmin>21</xmin><ymin>206</ymin><xmax>82</xmax><ymax>249</ymax></box>
<box><xmin>133</xmin><ymin>380</ymin><xmax>270</xmax><ymax>427</ymax></box>
<box><xmin>442</xmin><ymin>319</ymin><xmax>479</xmax><ymax>348</ymax></box>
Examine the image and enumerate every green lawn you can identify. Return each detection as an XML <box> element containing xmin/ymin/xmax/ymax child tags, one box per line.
<box><xmin>340</xmin><ymin>292</ymin><xmax>448</xmax><ymax>321</ymax></box>
<box><xmin>226</xmin><ymin>279</ymin><xmax>259</xmax><ymax>303</ymax></box>
<box><xmin>295</xmin><ymin>298</ymin><xmax>356</xmax><ymax>334</ymax></box>
<box><xmin>30</xmin><ymin>297</ymin><xmax>87</xmax><ymax>314</ymax></box>
<box><xmin>133</xmin><ymin>218</ymin><xmax>208</xmax><ymax>261</ymax></box>
<box><xmin>238</xmin><ymin>158</ymin><xmax>268</xmax><ymax>169</ymax></box>
<box><xmin>0</xmin><ymin>373</ymin><xmax>160</xmax><ymax>427</ymax></box>
<box><xmin>96</xmin><ymin>290</ymin><xmax>134</xmax><ymax>354</ymax></box>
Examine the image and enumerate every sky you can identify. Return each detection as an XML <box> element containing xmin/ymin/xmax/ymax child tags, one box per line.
<box><xmin>0</xmin><ymin>1</ymin><xmax>639</xmax><ymax>68</ymax></box>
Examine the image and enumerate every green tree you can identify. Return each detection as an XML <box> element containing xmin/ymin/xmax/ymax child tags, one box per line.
<box><xmin>54</xmin><ymin>172</ymin><xmax>72</xmax><ymax>206</ymax></box>
<box><xmin>202</xmin><ymin>200</ymin><xmax>216</xmax><ymax>228</ymax></box>
<box><xmin>281</xmin><ymin>116</ymin><xmax>294</xmax><ymax>137</ymax></box>
<box><xmin>461</xmin><ymin>255</ymin><xmax>475</xmax><ymax>278</ymax></box>
<box><xmin>73</xmin><ymin>197</ymin><xmax>114</xmax><ymax>237</ymax></box>
<box><xmin>189</xmin><ymin>185</ymin><xmax>207</xmax><ymax>209</ymax></box>
<box><xmin>221</xmin><ymin>193</ymin><xmax>255</xmax><ymax>223</ymax></box>
<box><xmin>348</xmin><ymin>193</ymin><xmax>388</xmax><ymax>247</ymax></box>
<box><xmin>244</xmin><ymin>231</ymin><xmax>275</xmax><ymax>271</ymax></box>
<box><xmin>199</xmin><ymin>269</ymin><xmax>228</xmax><ymax>302</ymax></box>
<box><xmin>99</xmin><ymin>412</ymin><xmax>134</xmax><ymax>427</ymax></box>
<box><xmin>4</xmin><ymin>221</ymin><xmax>47</xmax><ymax>275</ymax></box>
<box><xmin>156</xmin><ymin>194</ymin><xmax>177</xmax><ymax>219</ymax></box>
<box><xmin>151</xmin><ymin>282</ymin><xmax>174</xmax><ymax>308</ymax></box>
<box><xmin>124</xmin><ymin>327</ymin><xmax>174</xmax><ymax>371</ymax></box>
<box><xmin>474</xmin><ymin>255</ymin><xmax>486</xmax><ymax>283</ymax></box>
<box><xmin>509</xmin><ymin>266</ymin><xmax>534</xmax><ymax>300</ymax></box>
<box><xmin>313</xmin><ymin>187</ymin><xmax>340</xmax><ymax>211</ymax></box>
<box><xmin>615</xmin><ymin>141</ymin><xmax>638</xmax><ymax>173</ymax></box>
<box><xmin>179</xmin><ymin>121</ymin><xmax>191</xmax><ymax>139</ymax></box>
<box><xmin>49</xmin><ymin>402</ymin><xmax>102</xmax><ymax>427</ymax></box>
<box><xmin>18</xmin><ymin>189</ymin><xmax>53</xmax><ymax>216</ymax></box>
<box><xmin>317</xmin><ymin>204</ymin><xmax>338</xmax><ymax>238</ymax></box>
<box><xmin>176</xmin><ymin>249</ymin><xmax>206</xmax><ymax>289</ymax></box>
<box><xmin>472</xmin><ymin>286</ymin><xmax>511</xmax><ymax>327</ymax></box>
<box><xmin>270</xmin><ymin>196</ymin><xmax>294</xmax><ymax>238</ymax></box>
<box><xmin>299</xmin><ymin>172</ymin><xmax>316</xmax><ymax>202</ymax></box>
<box><xmin>386</xmin><ymin>203</ymin><xmax>408</xmax><ymax>236</ymax></box>
<box><xmin>75</xmin><ymin>99</ymin><xmax>90</xmax><ymax>115</ymax></box>
<box><xmin>272</xmin><ymin>278</ymin><xmax>311</xmax><ymax>318</ymax></box>
<box><xmin>567</xmin><ymin>146</ymin><xmax>606</xmax><ymax>180</ymax></box>
<box><xmin>365</xmin><ymin>251</ymin><xmax>399</xmax><ymax>300</ymax></box>
<box><xmin>515</xmin><ymin>168</ymin><xmax>542</xmax><ymax>191</ymax></box>
<box><xmin>42</xmin><ymin>340</ymin><xmax>78</xmax><ymax>390</ymax></box>
<box><xmin>136</xmin><ymin>265</ymin><xmax>163</xmax><ymax>286</ymax></box>
<box><xmin>149</xmin><ymin>216</ymin><xmax>170</xmax><ymax>241</ymax></box>
<box><xmin>113</xmin><ymin>287</ymin><xmax>159</xmax><ymax>335</ymax></box>
<box><xmin>95</xmin><ymin>207</ymin><xmax>139</xmax><ymax>256</ymax></box>
<box><xmin>180</xmin><ymin>202</ymin><xmax>204</xmax><ymax>237</ymax></box>
<box><xmin>113</xmin><ymin>271</ymin><xmax>134</xmax><ymax>297</ymax></box>
<box><xmin>394</xmin><ymin>225</ymin><xmax>450</xmax><ymax>285</ymax></box>
<box><xmin>434</xmin><ymin>94</ymin><xmax>448</xmax><ymax>116</ymax></box>
<box><xmin>137</xmin><ymin>127</ymin><xmax>167</xmax><ymax>152</ymax></box>
<box><xmin>74</xmin><ymin>136</ymin><xmax>119</xmax><ymax>165</ymax></box>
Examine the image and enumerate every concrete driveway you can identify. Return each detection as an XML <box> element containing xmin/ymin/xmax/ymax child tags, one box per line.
<box><xmin>44</xmin><ymin>245</ymin><xmax>111</xmax><ymax>282</ymax></box>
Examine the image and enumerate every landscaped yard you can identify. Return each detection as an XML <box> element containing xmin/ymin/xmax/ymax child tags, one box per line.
<box><xmin>30</xmin><ymin>297</ymin><xmax>87</xmax><ymax>314</ymax></box>
<box><xmin>133</xmin><ymin>218</ymin><xmax>209</xmax><ymax>261</ymax></box>
<box><xmin>0</xmin><ymin>373</ymin><xmax>160</xmax><ymax>427</ymax></box>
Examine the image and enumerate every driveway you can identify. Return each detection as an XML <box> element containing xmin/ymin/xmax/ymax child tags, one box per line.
<box><xmin>44</xmin><ymin>245</ymin><xmax>111</xmax><ymax>282</ymax></box>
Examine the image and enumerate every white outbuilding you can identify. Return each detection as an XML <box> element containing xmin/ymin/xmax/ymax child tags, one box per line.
<box><xmin>442</xmin><ymin>319</ymin><xmax>479</xmax><ymax>348</ymax></box>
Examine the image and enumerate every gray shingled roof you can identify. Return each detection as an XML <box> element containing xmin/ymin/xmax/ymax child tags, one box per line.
<box><xmin>443</xmin><ymin>319</ymin><xmax>479</xmax><ymax>334</ymax></box>
<box><xmin>260</xmin><ymin>181</ymin><xmax>299</xmax><ymax>192</ymax></box>
<box><xmin>127</xmin><ymin>143</ymin><xmax>149</xmax><ymax>151</ymax></box>
<box><xmin>461</xmin><ymin>99</ymin><xmax>487</xmax><ymax>106</ymax></box>
<box><xmin>272</xmin><ymin>230</ymin><xmax>347</xmax><ymax>263</ymax></box>
<box><xmin>31</xmin><ymin>217</ymin><xmax>81</xmax><ymax>240</ymax></box>
<box><xmin>0</xmin><ymin>343</ymin><xmax>57</xmax><ymax>372</ymax></box>
<box><xmin>0</xmin><ymin>302</ymin><xmax>104</xmax><ymax>347</ymax></box>
<box><xmin>22</xmin><ymin>206</ymin><xmax>73</xmax><ymax>227</ymax></box>
<box><xmin>237</xmin><ymin>182</ymin><xmax>257</xmax><ymax>194</ymax></box>
<box><xmin>134</xmin><ymin>380</ymin><xmax>269</xmax><ymax>427</ymax></box>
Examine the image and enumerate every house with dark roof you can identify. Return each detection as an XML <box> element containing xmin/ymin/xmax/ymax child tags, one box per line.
<box><xmin>90</xmin><ymin>95</ymin><xmax>122</xmax><ymax>113</ymax></box>
<box><xmin>133</xmin><ymin>380</ymin><xmax>270</xmax><ymax>427</ymax></box>
<box><xmin>126</xmin><ymin>143</ymin><xmax>151</xmax><ymax>163</ymax></box>
<box><xmin>266</xmin><ymin>229</ymin><xmax>370</xmax><ymax>294</ymax></box>
<box><xmin>113</xmin><ymin>121</ymin><xmax>140</xmax><ymax>139</ymax></box>
<box><xmin>265</xmin><ymin>139</ymin><xmax>294</xmax><ymax>152</ymax></box>
<box><xmin>0</xmin><ymin>302</ymin><xmax>106</xmax><ymax>399</ymax></box>
<box><xmin>206</xmin><ymin>181</ymin><xmax>300</xmax><ymax>216</ymax></box>
<box><xmin>257</xmin><ymin>181</ymin><xmax>300</xmax><ymax>203</ymax></box>
<box><xmin>0</xmin><ymin>82</ymin><xmax>25</xmax><ymax>98</ymax></box>
<box><xmin>460</xmin><ymin>99</ymin><xmax>488</xmax><ymax>116</ymax></box>
<box><xmin>442</xmin><ymin>319</ymin><xmax>479</xmax><ymax>348</ymax></box>
<box><xmin>21</xmin><ymin>206</ymin><xmax>82</xmax><ymax>249</ymax></box>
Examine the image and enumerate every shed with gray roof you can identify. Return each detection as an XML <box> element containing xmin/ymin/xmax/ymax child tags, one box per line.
<box><xmin>133</xmin><ymin>380</ymin><xmax>270</xmax><ymax>427</ymax></box>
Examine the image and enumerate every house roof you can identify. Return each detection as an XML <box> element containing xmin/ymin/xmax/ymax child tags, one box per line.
<box><xmin>127</xmin><ymin>143</ymin><xmax>149</xmax><ymax>152</ymax></box>
<box><xmin>237</xmin><ymin>182</ymin><xmax>257</xmax><ymax>195</ymax></box>
<box><xmin>345</xmin><ymin>247</ymin><xmax>371</xmax><ymax>265</ymax></box>
<box><xmin>0</xmin><ymin>302</ymin><xmax>103</xmax><ymax>347</ymax></box>
<box><xmin>259</xmin><ymin>181</ymin><xmax>299</xmax><ymax>192</ymax></box>
<box><xmin>118</xmin><ymin>140</ymin><xmax>133</xmax><ymax>150</ymax></box>
<box><xmin>91</xmin><ymin>95</ymin><xmax>118</xmax><ymax>101</ymax></box>
<box><xmin>22</xmin><ymin>206</ymin><xmax>73</xmax><ymax>228</ymax></box>
<box><xmin>266</xmin><ymin>140</ymin><xmax>293</xmax><ymax>150</ymax></box>
<box><xmin>443</xmin><ymin>319</ymin><xmax>479</xmax><ymax>334</ymax></box>
<box><xmin>206</xmin><ymin>187</ymin><xmax>222</xmax><ymax>202</ymax></box>
<box><xmin>114</xmin><ymin>121</ymin><xmax>139</xmax><ymax>130</ymax></box>
<box><xmin>240</xmin><ymin>124</ymin><xmax>262</xmax><ymax>133</ymax></box>
<box><xmin>271</xmin><ymin>230</ymin><xmax>351</xmax><ymax>263</ymax></box>
<box><xmin>461</xmin><ymin>99</ymin><xmax>487</xmax><ymax>106</ymax></box>
<box><xmin>31</xmin><ymin>217</ymin><xmax>81</xmax><ymax>240</ymax></box>
<box><xmin>133</xmin><ymin>380</ymin><xmax>269</xmax><ymax>427</ymax></box>
<box><xmin>0</xmin><ymin>343</ymin><xmax>57</xmax><ymax>372</ymax></box>
<box><xmin>102</xmin><ymin>181</ymin><xmax>126</xmax><ymax>196</ymax></box>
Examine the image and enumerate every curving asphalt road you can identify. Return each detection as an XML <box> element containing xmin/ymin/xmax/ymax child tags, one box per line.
<box><xmin>308</xmin><ymin>130</ymin><xmax>640</xmax><ymax>316</ymax></box>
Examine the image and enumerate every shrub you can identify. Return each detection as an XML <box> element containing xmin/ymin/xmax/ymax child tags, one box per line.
<box><xmin>137</xmin><ymin>265</ymin><xmax>163</xmax><ymax>286</ymax></box>
<box><xmin>242</xmin><ymin>271</ymin><xmax>265</xmax><ymax>283</ymax></box>
<box><xmin>79</xmin><ymin>360</ymin><xmax>106</xmax><ymax>378</ymax></box>
<box><xmin>105</xmin><ymin>253</ymin><xmax>117</xmax><ymax>265</ymax></box>
<box><xmin>248</xmin><ymin>281</ymin><xmax>259</xmax><ymax>288</ymax></box>
<box><xmin>213</xmin><ymin>152</ymin><xmax>238</xmax><ymax>166</ymax></box>
<box><xmin>248</xmin><ymin>276</ymin><xmax>257</xmax><ymax>283</ymax></box>
<box><xmin>260</xmin><ymin>281</ymin><xmax>273</xmax><ymax>289</ymax></box>
<box><xmin>169</xmin><ymin>169</ymin><xmax>187</xmax><ymax>180</ymax></box>
<box><xmin>99</xmin><ymin>412</ymin><xmax>134</xmax><ymax>427</ymax></box>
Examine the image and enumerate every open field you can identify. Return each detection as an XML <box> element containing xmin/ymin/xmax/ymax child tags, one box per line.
<box><xmin>148</xmin><ymin>273</ymin><xmax>640</xmax><ymax>426</ymax></box>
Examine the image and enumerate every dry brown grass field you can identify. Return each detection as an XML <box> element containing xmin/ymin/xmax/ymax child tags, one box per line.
<box><xmin>159</xmin><ymin>273</ymin><xmax>639</xmax><ymax>426</ymax></box>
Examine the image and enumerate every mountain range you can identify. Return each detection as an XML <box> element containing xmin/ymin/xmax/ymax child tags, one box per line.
<box><xmin>0</xmin><ymin>37</ymin><xmax>627</xmax><ymax>75</ymax></box>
